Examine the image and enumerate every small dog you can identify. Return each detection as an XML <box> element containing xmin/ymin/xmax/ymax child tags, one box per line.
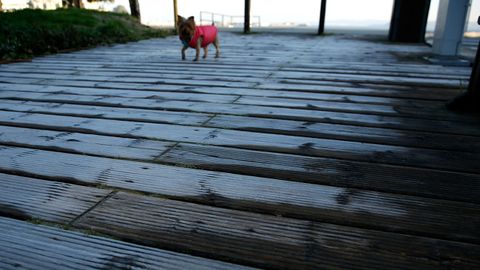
<box><xmin>177</xmin><ymin>15</ymin><xmax>220</xmax><ymax>61</ymax></box>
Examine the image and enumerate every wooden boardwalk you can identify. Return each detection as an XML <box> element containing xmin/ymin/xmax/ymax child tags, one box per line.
<box><xmin>0</xmin><ymin>31</ymin><xmax>479</xmax><ymax>269</ymax></box>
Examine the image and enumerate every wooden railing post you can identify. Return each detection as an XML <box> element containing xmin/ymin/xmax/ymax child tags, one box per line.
<box><xmin>244</xmin><ymin>0</ymin><xmax>251</xmax><ymax>33</ymax></box>
<box><xmin>318</xmin><ymin>0</ymin><xmax>327</xmax><ymax>35</ymax></box>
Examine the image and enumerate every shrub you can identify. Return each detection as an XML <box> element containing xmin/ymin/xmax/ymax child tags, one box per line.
<box><xmin>0</xmin><ymin>8</ymin><xmax>173</xmax><ymax>61</ymax></box>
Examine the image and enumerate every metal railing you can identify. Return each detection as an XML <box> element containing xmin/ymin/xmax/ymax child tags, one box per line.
<box><xmin>199</xmin><ymin>11</ymin><xmax>261</xmax><ymax>28</ymax></box>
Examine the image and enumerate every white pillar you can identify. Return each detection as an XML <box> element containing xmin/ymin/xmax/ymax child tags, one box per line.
<box><xmin>433</xmin><ymin>0</ymin><xmax>471</xmax><ymax>56</ymax></box>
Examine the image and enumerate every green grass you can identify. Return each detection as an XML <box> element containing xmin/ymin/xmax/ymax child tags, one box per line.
<box><xmin>0</xmin><ymin>8</ymin><xmax>173</xmax><ymax>61</ymax></box>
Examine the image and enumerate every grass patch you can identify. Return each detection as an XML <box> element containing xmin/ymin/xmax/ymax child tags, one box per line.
<box><xmin>0</xmin><ymin>8</ymin><xmax>174</xmax><ymax>61</ymax></box>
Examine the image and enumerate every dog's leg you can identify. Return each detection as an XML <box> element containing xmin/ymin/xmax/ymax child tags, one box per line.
<box><xmin>181</xmin><ymin>45</ymin><xmax>188</xmax><ymax>60</ymax></box>
<box><xmin>203</xmin><ymin>46</ymin><xmax>208</xmax><ymax>59</ymax></box>
<box><xmin>213</xmin><ymin>36</ymin><xmax>220</xmax><ymax>58</ymax></box>
<box><xmin>194</xmin><ymin>37</ymin><xmax>203</xmax><ymax>62</ymax></box>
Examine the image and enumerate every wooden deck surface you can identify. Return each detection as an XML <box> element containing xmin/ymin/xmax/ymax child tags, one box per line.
<box><xmin>0</xmin><ymin>31</ymin><xmax>479</xmax><ymax>269</ymax></box>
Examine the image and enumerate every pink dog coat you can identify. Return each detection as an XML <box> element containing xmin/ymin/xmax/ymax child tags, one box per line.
<box><xmin>181</xmin><ymin>25</ymin><xmax>218</xmax><ymax>48</ymax></box>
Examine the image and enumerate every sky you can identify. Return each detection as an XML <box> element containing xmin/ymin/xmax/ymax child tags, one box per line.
<box><xmin>106</xmin><ymin>0</ymin><xmax>479</xmax><ymax>29</ymax></box>
<box><xmin>114</xmin><ymin>0</ymin><xmax>395</xmax><ymax>26</ymax></box>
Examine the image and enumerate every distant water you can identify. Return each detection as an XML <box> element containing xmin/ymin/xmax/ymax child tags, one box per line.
<box><xmin>426</xmin><ymin>21</ymin><xmax>479</xmax><ymax>32</ymax></box>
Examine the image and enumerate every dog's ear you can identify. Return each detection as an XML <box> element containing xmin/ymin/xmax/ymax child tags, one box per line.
<box><xmin>177</xmin><ymin>15</ymin><xmax>186</xmax><ymax>23</ymax></box>
<box><xmin>187</xmin><ymin>16</ymin><xmax>195</xmax><ymax>21</ymax></box>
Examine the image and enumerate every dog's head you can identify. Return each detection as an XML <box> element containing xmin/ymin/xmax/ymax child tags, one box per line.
<box><xmin>177</xmin><ymin>15</ymin><xmax>196</xmax><ymax>44</ymax></box>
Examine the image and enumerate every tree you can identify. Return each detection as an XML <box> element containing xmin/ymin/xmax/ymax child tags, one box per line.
<box><xmin>0</xmin><ymin>0</ymin><xmax>3</xmax><ymax>12</ymax></box>
<box><xmin>63</xmin><ymin>0</ymin><xmax>83</xmax><ymax>8</ymax></box>
<box><xmin>128</xmin><ymin>0</ymin><xmax>140</xmax><ymax>20</ymax></box>
<box><xmin>63</xmin><ymin>0</ymin><xmax>114</xmax><ymax>8</ymax></box>
<box><xmin>86</xmin><ymin>0</ymin><xmax>113</xmax><ymax>4</ymax></box>
<box><xmin>62</xmin><ymin>0</ymin><xmax>140</xmax><ymax>20</ymax></box>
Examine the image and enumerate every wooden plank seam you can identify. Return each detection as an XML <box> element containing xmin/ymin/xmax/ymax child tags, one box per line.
<box><xmin>68</xmin><ymin>190</ymin><xmax>118</xmax><ymax>226</ymax></box>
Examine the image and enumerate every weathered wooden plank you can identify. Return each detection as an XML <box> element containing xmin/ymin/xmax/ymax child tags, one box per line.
<box><xmin>0</xmin><ymin>89</ymin><xmax>238</xmax><ymax>104</ymax></box>
<box><xmin>266</xmin><ymin>77</ymin><xmax>467</xmax><ymax>92</ymax></box>
<box><xmin>235</xmin><ymin>96</ymin><xmax>478</xmax><ymax>123</ymax></box>
<box><xmin>95</xmin><ymin>81</ymin><xmax>463</xmax><ymax>101</ymax></box>
<box><xmin>37</xmin><ymin>51</ymin><xmax>295</xmax><ymax>65</ymax></box>
<box><xmin>205</xmin><ymin>114</ymin><xmax>480</xmax><ymax>152</ymax></box>
<box><xmin>0</xmin><ymin>217</ymin><xmax>253</xmax><ymax>270</ymax></box>
<box><xmin>1</xmin><ymin>85</ymin><xmax>474</xmax><ymax>124</ymax></box>
<box><xmin>146</xmin><ymin>100</ymin><xmax>480</xmax><ymax>136</ymax></box>
<box><xmin>1</xmin><ymin>52</ymin><xmax>464</xmax><ymax>97</ymax></box>
<box><xmin>0</xmin><ymin>125</ymin><xmax>171</xmax><ymax>160</ymax></box>
<box><xmin>75</xmin><ymin>192</ymin><xmax>480</xmax><ymax>270</ymax></box>
<box><xmin>3</xmin><ymin>54</ymin><xmax>466</xmax><ymax>79</ymax></box>
<box><xmin>256</xmin><ymin>82</ymin><xmax>461</xmax><ymax>100</ymax></box>
<box><xmin>1</xmin><ymin>88</ymin><xmax>478</xmax><ymax>136</ymax></box>
<box><xmin>3</xmin><ymin>83</ymin><xmax>469</xmax><ymax>122</ymax></box>
<box><xmin>0</xmin><ymin>65</ymin><xmax>273</xmax><ymax>79</ymax></box>
<box><xmin>4</xmin><ymin>62</ymin><xmax>468</xmax><ymax>93</ymax></box>
<box><xmin>0</xmin><ymin>72</ymin><xmax>462</xmax><ymax>102</ymax></box>
<box><xmin>1</xmin><ymin>99</ymin><xmax>478</xmax><ymax>153</ymax></box>
<box><xmin>1</xmin><ymin>31</ymin><xmax>478</xmax><ymax>270</ymax></box>
<box><xmin>159</xmin><ymin>143</ymin><xmax>480</xmax><ymax>203</ymax></box>
<box><xmin>23</xmin><ymin>36</ymin><xmax>449</xmax><ymax>72</ymax></box>
<box><xmin>270</xmin><ymin>71</ymin><xmax>464</xmax><ymax>88</ymax></box>
<box><xmin>0</xmin><ymin>173</ymin><xmax>110</xmax><ymax>222</ymax></box>
<box><xmin>0</xmin><ymin>71</ymin><xmax>259</xmax><ymax>88</ymax></box>
<box><xmin>28</xmin><ymin>58</ymin><xmax>278</xmax><ymax>71</ymax></box>
<box><xmin>277</xmin><ymin>67</ymin><xmax>471</xmax><ymax>80</ymax></box>
<box><xmin>0</xmin><ymin>70</ymin><xmax>264</xmax><ymax>85</ymax></box>
<box><xmin>26</xmin><ymin>55</ymin><xmax>471</xmax><ymax>76</ymax></box>
<box><xmin>1</xmin><ymin>62</ymin><xmax>470</xmax><ymax>89</ymax></box>
<box><xmin>0</xmin><ymin>77</ymin><xmax>40</xmax><ymax>84</ymax></box>
<box><xmin>1</xmin><ymin>55</ymin><xmax>466</xmax><ymax>97</ymax></box>
<box><xmin>2</xmin><ymin>112</ymin><xmax>479</xmax><ymax>203</ymax></box>
<box><xmin>0</xmin><ymin>99</ymin><xmax>212</xmax><ymax>125</ymax></box>
<box><xmin>1</xmin><ymin>112</ymin><xmax>479</xmax><ymax>173</ymax></box>
<box><xmin>1</xmin><ymin>146</ymin><xmax>479</xmax><ymax>243</ymax></box>
<box><xmin>0</xmin><ymin>82</ymin><xmax>448</xmax><ymax>108</ymax></box>
<box><xmin>280</xmin><ymin>62</ymin><xmax>471</xmax><ymax>76</ymax></box>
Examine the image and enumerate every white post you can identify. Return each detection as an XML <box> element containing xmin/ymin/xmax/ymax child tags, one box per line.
<box><xmin>432</xmin><ymin>0</ymin><xmax>471</xmax><ymax>56</ymax></box>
